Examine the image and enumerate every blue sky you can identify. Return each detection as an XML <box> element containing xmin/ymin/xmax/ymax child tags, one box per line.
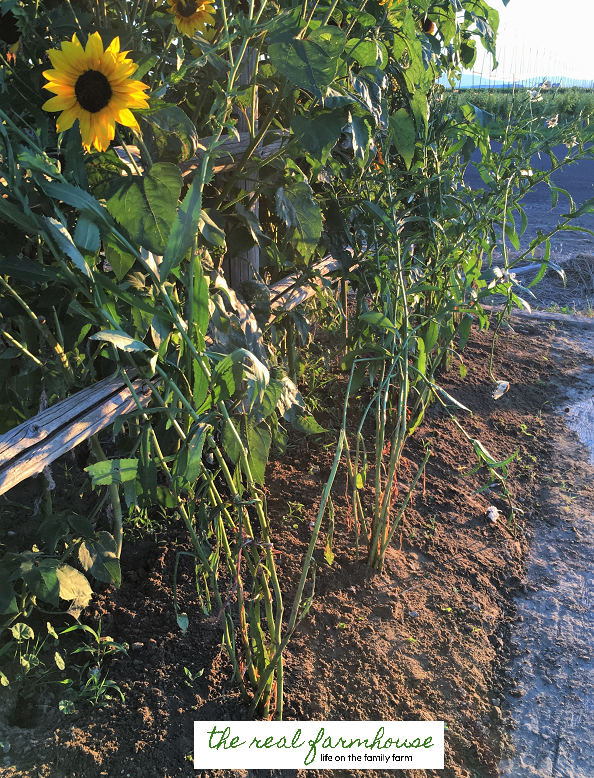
<box><xmin>471</xmin><ymin>0</ymin><xmax>592</xmax><ymax>83</ymax></box>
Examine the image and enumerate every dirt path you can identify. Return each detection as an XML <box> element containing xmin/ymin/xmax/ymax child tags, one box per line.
<box><xmin>496</xmin><ymin>313</ymin><xmax>594</xmax><ymax>778</ymax></box>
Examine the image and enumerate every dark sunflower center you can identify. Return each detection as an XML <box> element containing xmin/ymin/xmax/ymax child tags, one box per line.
<box><xmin>177</xmin><ymin>0</ymin><xmax>199</xmax><ymax>17</ymax></box>
<box><xmin>74</xmin><ymin>69</ymin><xmax>112</xmax><ymax>114</ymax></box>
<box><xmin>0</xmin><ymin>11</ymin><xmax>20</xmax><ymax>46</ymax></box>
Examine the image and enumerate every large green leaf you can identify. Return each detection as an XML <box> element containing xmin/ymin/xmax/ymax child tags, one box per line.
<box><xmin>140</xmin><ymin>105</ymin><xmax>199</xmax><ymax>163</ymax></box>
<box><xmin>85</xmin><ymin>458</ymin><xmax>139</xmax><ymax>486</ymax></box>
<box><xmin>160</xmin><ymin>172</ymin><xmax>203</xmax><ymax>278</ymax></box>
<box><xmin>291</xmin><ymin>415</ymin><xmax>326</xmax><ymax>435</ymax></box>
<box><xmin>344</xmin><ymin>39</ymin><xmax>388</xmax><ymax>69</ymax></box>
<box><xmin>173</xmin><ymin>423</ymin><xmax>211</xmax><ymax>485</ymax></box>
<box><xmin>222</xmin><ymin>417</ymin><xmax>243</xmax><ymax>467</ymax></box>
<box><xmin>246</xmin><ymin>422</ymin><xmax>271</xmax><ymax>485</ymax></box>
<box><xmin>78</xmin><ymin>532</ymin><xmax>121</xmax><ymax>587</ymax></box>
<box><xmin>275</xmin><ymin>182</ymin><xmax>322</xmax><ymax>258</ymax></box>
<box><xmin>0</xmin><ymin>256</ymin><xmax>64</xmax><ymax>284</ymax></box>
<box><xmin>73</xmin><ymin>217</ymin><xmax>100</xmax><ymax>253</ymax></box>
<box><xmin>106</xmin><ymin>163</ymin><xmax>182</xmax><ymax>255</ymax></box>
<box><xmin>389</xmin><ymin>108</ymin><xmax>416</xmax><ymax>170</ymax></box>
<box><xmin>269</xmin><ymin>26</ymin><xmax>346</xmax><ymax>99</ymax></box>
<box><xmin>105</xmin><ymin>242</ymin><xmax>136</xmax><ymax>281</ymax></box>
<box><xmin>0</xmin><ymin>566</ymin><xmax>18</xmax><ymax>614</ymax></box>
<box><xmin>291</xmin><ymin>113</ymin><xmax>344</xmax><ymax>164</ymax></box>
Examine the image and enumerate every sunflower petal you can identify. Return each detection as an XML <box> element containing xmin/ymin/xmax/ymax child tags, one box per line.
<box><xmin>113</xmin><ymin>108</ymin><xmax>140</xmax><ymax>131</ymax></box>
<box><xmin>56</xmin><ymin>105</ymin><xmax>83</xmax><ymax>133</ymax></box>
<box><xmin>106</xmin><ymin>37</ymin><xmax>121</xmax><ymax>57</ymax></box>
<box><xmin>43</xmin><ymin>94</ymin><xmax>77</xmax><ymax>112</ymax></box>
<box><xmin>84</xmin><ymin>31</ymin><xmax>105</xmax><ymax>69</ymax></box>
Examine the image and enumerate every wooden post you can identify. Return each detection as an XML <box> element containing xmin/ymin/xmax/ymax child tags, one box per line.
<box><xmin>223</xmin><ymin>47</ymin><xmax>259</xmax><ymax>289</ymax></box>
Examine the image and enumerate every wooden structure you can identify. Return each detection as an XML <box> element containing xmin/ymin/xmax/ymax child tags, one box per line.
<box><xmin>0</xmin><ymin>374</ymin><xmax>152</xmax><ymax>497</ymax></box>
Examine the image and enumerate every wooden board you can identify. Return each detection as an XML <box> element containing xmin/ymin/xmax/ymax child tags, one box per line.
<box><xmin>0</xmin><ymin>375</ymin><xmax>152</xmax><ymax>496</ymax></box>
<box><xmin>114</xmin><ymin>131</ymin><xmax>290</xmax><ymax>180</ymax></box>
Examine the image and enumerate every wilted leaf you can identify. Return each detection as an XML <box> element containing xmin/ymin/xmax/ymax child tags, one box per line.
<box><xmin>177</xmin><ymin>612</ymin><xmax>189</xmax><ymax>634</ymax></box>
<box><xmin>88</xmin><ymin>330</ymin><xmax>151</xmax><ymax>352</ymax></box>
<box><xmin>43</xmin><ymin>217</ymin><xmax>90</xmax><ymax>277</ymax></box>
<box><xmin>56</xmin><ymin>564</ymin><xmax>92</xmax><ymax>607</ymax></box>
<box><xmin>275</xmin><ymin>182</ymin><xmax>322</xmax><ymax>258</ymax></box>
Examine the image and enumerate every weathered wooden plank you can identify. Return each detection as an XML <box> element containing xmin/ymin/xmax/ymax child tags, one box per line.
<box><xmin>0</xmin><ymin>377</ymin><xmax>152</xmax><ymax>496</ymax></box>
<box><xmin>114</xmin><ymin>131</ymin><xmax>290</xmax><ymax>180</ymax></box>
<box><xmin>268</xmin><ymin>255</ymin><xmax>356</xmax><ymax>319</ymax></box>
<box><xmin>180</xmin><ymin>131</ymin><xmax>289</xmax><ymax>180</ymax></box>
<box><xmin>0</xmin><ymin>374</ymin><xmax>129</xmax><ymax>462</ymax></box>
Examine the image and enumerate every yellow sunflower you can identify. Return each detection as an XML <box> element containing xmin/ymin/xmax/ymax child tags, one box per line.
<box><xmin>166</xmin><ymin>0</ymin><xmax>216</xmax><ymax>37</ymax></box>
<box><xmin>42</xmin><ymin>32</ymin><xmax>150</xmax><ymax>153</ymax></box>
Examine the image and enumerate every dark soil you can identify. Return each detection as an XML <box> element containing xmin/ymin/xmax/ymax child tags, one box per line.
<box><xmin>0</xmin><ymin>321</ymin><xmax>567</xmax><ymax>778</ymax></box>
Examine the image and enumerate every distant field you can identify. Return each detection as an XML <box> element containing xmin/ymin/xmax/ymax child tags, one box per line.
<box><xmin>446</xmin><ymin>86</ymin><xmax>594</xmax><ymax>121</ymax></box>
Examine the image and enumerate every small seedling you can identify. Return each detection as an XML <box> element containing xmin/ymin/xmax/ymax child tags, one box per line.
<box><xmin>184</xmin><ymin>666</ymin><xmax>204</xmax><ymax>686</ymax></box>
<box><xmin>283</xmin><ymin>501</ymin><xmax>305</xmax><ymax>528</ymax></box>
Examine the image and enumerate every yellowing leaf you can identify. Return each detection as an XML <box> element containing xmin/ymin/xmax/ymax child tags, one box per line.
<box><xmin>56</xmin><ymin>564</ymin><xmax>92</xmax><ymax>607</ymax></box>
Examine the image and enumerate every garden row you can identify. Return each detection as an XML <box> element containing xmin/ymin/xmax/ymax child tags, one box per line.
<box><xmin>1</xmin><ymin>0</ymin><xmax>593</xmax><ymax>720</ymax></box>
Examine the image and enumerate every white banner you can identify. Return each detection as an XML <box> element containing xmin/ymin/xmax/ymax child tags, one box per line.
<box><xmin>194</xmin><ymin>721</ymin><xmax>444</xmax><ymax>769</ymax></box>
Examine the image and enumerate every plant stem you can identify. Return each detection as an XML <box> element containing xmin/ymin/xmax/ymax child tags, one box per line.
<box><xmin>91</xmin><ymin>435</ymin><xmax>124</xmax><ymax>559</ymax></box>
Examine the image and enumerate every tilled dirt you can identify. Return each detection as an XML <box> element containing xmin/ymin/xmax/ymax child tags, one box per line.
<box><xmin>0</xmin><ymin>321</ymin><xmax>584</xmax><ymax>778</ymax></box>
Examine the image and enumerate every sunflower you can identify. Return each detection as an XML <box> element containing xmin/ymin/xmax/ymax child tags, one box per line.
<box><xmin>166</xmin><ymin>0</ymin><xmax>216</xmax><ymax>37</ymax></box>
<box><xmin>42</xmin><ymin>32</ymin><xmax>149</xmax><ymax>153</ymax></box>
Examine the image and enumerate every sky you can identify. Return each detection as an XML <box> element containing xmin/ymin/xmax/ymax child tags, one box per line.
<box><xmin>470</xmin><ymin>0</ymin><xmax>593</xmax><ymax>83</ymax></box>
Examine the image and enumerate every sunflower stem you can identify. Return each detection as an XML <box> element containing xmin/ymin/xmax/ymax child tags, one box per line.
<box><xmin>133</xmin><ymin>132</ymin><xmax>154</xmax><ymax>171</ymax></box>
<box><xmin>139</xmin><ymin>0</ymin><xmax>151</xmax><ymax>27</ymax></box>
<box><xmin>64</xmin><ymin>0</ymin><xmax>87</xmax><ymax>42</ymax></box>
<box><xmin>115</xmin><ymin>128</ymin><xmax>143</xmax><ymax>176</ymax></box>
<box><xmin>129</xmin><ymin>0</ymin><xmax>141</xmax><ymax>30</ymax></box>
<box><xmin>219</xmin><ymin>0</ymin><xmax>235</xmax><ymax>66</ymax></box>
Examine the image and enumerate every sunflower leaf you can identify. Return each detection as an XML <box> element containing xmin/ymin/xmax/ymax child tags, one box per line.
<box><xmin>160</xmin><ymin>173</ymin><xmax>203</xmax><ymax>278</ymax></box>
<box><xmin>106</xmin><ymin>163</ymin><xmax>182</xmax><ymax>255</ymax></box>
